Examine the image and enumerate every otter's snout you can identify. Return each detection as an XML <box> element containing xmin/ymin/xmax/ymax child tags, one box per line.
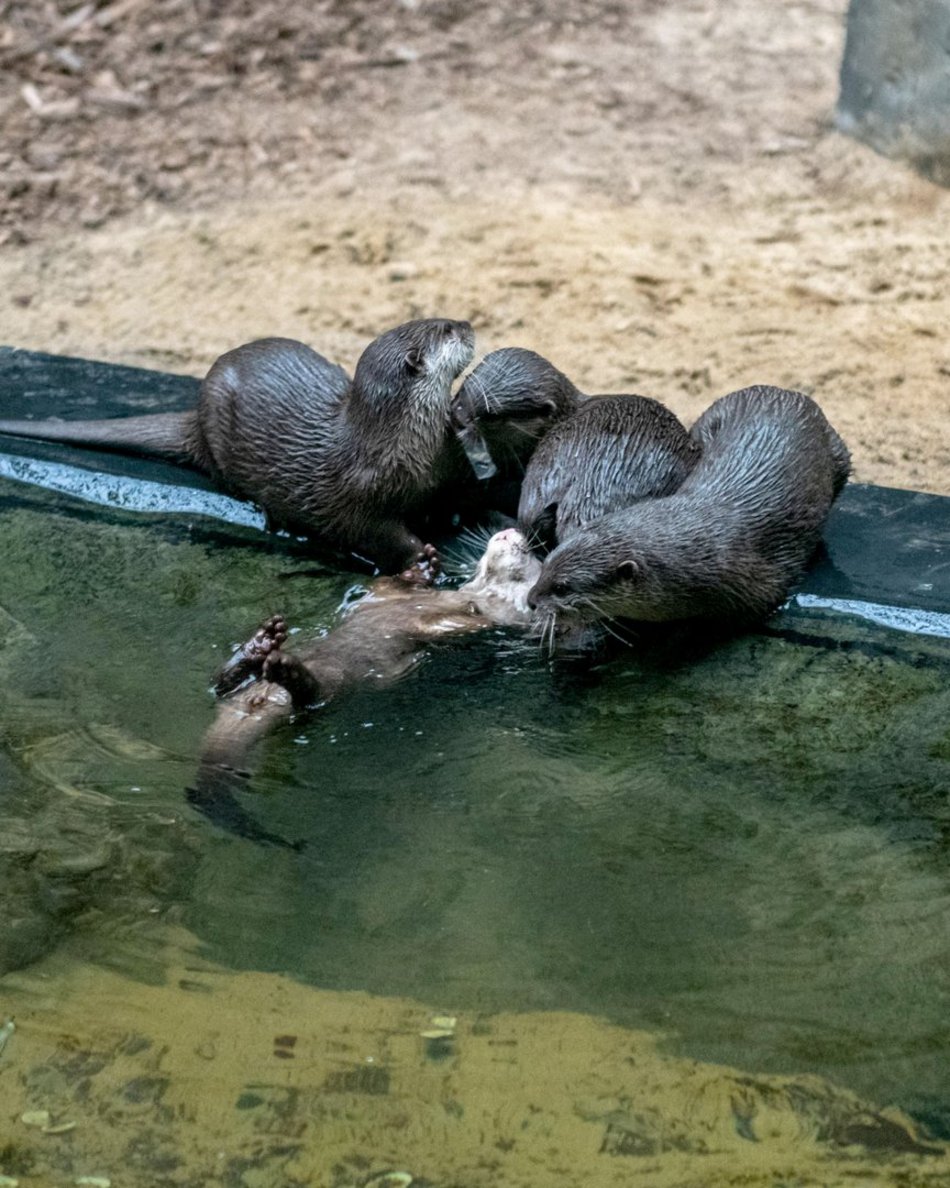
<box><xmin>454</xmin><ymin>422</ymin><xmax>498</xmax><ymax>481</ymax></box>
<box><xmin>443</xmin><ymin>319</ymin><xmax>475</xmax><ymax>381</ymax></box>
<box><xmin>443</xmin><ymin>319</ymin><xmax>475</xmax><ymax>367</ymax></box>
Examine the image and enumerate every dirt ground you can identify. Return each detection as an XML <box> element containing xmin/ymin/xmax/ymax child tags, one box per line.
<box><xmin>1</xmin><ymin>0</ymin><xmax>949</xmax><ymax>494</ymax></box>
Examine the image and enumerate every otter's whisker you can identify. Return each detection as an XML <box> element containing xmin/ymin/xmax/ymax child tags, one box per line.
<box><xmin>533</xmin><ymin>615</ymin><xmax>549</xmax><ymax>655</ymax></box>
<box><xmin>546</xmin><ymin>613</ymin><xmax>559</xmax><ymax>659</ymax></box>
<box><xmin>597</xmin><ymin>616</ymin><xmax>635</xmax><ymax>648</ymax></box>
<box><xmin>440</xmin><ymin>525</ymin><xmax>498</xmax><ymax>579</ymax></box>
<box><xmin>506</xmin><ymin>421</ymin><xmax>542</xmax><ymax>441</ymax></box>
<box><xmin>467</xmin><ymin>369</ymin><xmax>498</xmax><ymax>416</ymax></box>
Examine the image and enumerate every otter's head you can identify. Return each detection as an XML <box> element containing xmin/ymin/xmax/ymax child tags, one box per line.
<box><xmin>451</xmin><ymin>348</ymin><xmax>582</xmax><ymax>479</ymax></box>
<box><xmin>354</xmin><ymin>318</ymin><xmax>475</xmax><ymax>409</ymax></box>
<box><xmin>526</xmin><ymin>519</ymin><xmax>665</xmax><ymax>627</ymax></box>
<box><xmin>460</xmin><ymin>528</ymin><xmax>543</xmax><ymax>622</ymax></box>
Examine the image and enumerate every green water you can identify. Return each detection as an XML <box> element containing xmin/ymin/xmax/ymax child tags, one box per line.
<box><xmin>2</xmin><ymin>480</ymin><xmax>950</xmax><ymax>1135</ymax></box>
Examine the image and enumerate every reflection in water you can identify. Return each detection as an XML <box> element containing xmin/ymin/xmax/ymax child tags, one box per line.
<box><xmin>1</xmin><ymin>481</ymin><xmax>950</xmax><ymax>1165</ymax></box>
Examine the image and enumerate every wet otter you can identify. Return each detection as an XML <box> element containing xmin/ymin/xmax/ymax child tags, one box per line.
<box><xmin>517</xmin><ymin>394</ymin><xmax>701</xmax><ymax>552</ymax></box>
<box><xmin>189</xmin><ymin>529</ymin><xmax>541</xmax><ymax>846</ymax></box>
<box><xmin>528</xmin><ymin>386</ymin><xmax>851</xmax><ymax>631</ymax></box>
<box><xmin>448</xmin><ymin>350</ymin><xmax>700</xmax><ymax>533</ymax></box>
<box><xmin>450</xmin><ymin>348</ymin><xmax>588</xmax><ymax>484</ymax></box>
<box><xmin>0</xmin><ymin>319</ymin><xmax>474</xmax><ymax>571</ymax></box>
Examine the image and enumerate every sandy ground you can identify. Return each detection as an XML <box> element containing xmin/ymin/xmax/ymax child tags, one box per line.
<box><xmin>0</xmin><ymin>0</ymin><xmax>949</xmax><ymax>495</ymax></box>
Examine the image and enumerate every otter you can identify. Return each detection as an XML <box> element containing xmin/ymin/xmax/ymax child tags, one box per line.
<box><xmin>527</xmin><ymin>386</ymin><xmax>851</xmax><ymax>631</ymax></box>
<box><xmin>517</xmin><ymin>394</ymin><xmax>701</xmax><ymax>552</ymax></box>
<box><xmin>450</xmin><ymin>348</ymin><xmax>588</xmax><ymax>483</ymax></box>
<box><xmin>0</xmin><ymin>319</ymin><xmax>475</xmax><ymax>571</ymax></box>
<box><xmin>448</xmin><ymin>350</ymin><xmax>700</xmax><ymax>532</ymax></box>
<box><xmin>189</xmin><ymin>530</ymin><xmax>541</xmax><ymax>846</ymax></box>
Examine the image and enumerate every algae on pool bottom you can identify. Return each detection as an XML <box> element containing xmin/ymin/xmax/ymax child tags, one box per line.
<box><xmin>0</xmin><ymin>941</ymin><xmax>948</xmax><ymax>1188</ymax></box>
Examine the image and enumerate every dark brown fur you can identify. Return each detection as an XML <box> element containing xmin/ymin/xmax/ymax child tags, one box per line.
<box><xmin>0</xmin><ymin>320</ymin><xmax>474</xmax><ymax>571</ymax></box>
<box><xmin>190</xmin><ymin>530</ymin><xmax>541</xmax><ymax>846</ymax></box>
<box><xmin>517</xmin><ymin>394</ymin><xmax>701</xmax><ymax>551</ymax></box>
<box><xmin>444</xmin><ymin>348</ymin><xmax>590</xmax><ymax>520</ymax></box>
<box><xmin>528</xmin><ymin>386</ymin><xmax>851</xmax><ymax>631</ymax></box>
<box><xmin>451</xmin><ymin>347</ymin><xmax>588</xmax><ymax>480</ymax></box>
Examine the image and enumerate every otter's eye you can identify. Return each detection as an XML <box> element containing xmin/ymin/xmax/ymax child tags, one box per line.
<box><xmin>403</xmin><ymin>348</ymin><xmax>424</xmax><ymax>374</ymax></box>
<box><xmin>550</xmin><ymin>579</ymin><xmax>571</xmax><ymax>597</ymax></box>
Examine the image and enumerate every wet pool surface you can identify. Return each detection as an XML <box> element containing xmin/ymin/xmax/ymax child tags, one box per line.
<box><xmin>2</xmin><ymin>468</ymin><xmax>950</xmax><ymax>1162</ymax></box>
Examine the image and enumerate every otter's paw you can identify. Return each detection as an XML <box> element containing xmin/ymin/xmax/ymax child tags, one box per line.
<box><xmin>398</xmin><ymin>543</ymin><xmax>442</xmax><ymax>587</ymax></box>
<box><xmin>262</xmin><ymin>651</ymin><xmax>321</xmax><ymax>710</ymax></box>
<box><xmin>214</xmin><ymin>614</ymin><xmax>289</xmax><ymax>697</ymax></box>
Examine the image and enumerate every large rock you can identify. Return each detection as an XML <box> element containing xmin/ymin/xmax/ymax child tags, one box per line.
<box><xmin>837</xmin><ymin>0</ymin><xmax>950</xmax><ymax>184</ymax></box>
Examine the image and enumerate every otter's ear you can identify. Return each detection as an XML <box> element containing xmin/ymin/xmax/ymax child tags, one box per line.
<box><xmin>615</xmin><ymin>559</ymin><xmax>640</xmax><ymax>582</ymax></box>
<box><xmin>403</xmin><ymin>348</ymin><xmax>425</xmax><ymax>374</ymax></box>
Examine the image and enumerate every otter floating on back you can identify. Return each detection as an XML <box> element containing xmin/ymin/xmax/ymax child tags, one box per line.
<box><xmin>189</xmin><ymin>529</ymin><xmax>541</xmax><ymax>847</ymax></box>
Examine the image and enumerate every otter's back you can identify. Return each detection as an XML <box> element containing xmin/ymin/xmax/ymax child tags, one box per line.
<box><xmin>519</xmin><ymin>394</ymin><xmax>700</xmax><ymax>548</ymax></box>
<box><xmin>196</xmin><ymin>337</ymin><xmax>349</xmax><ymax>506</ymax></box>
<box><xmin>685</xmin><ymin>386</ymin><xmax>850</xmax><ymax>543</ymax></box>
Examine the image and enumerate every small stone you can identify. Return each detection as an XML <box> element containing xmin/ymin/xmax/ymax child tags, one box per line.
<box><xmin>43</xmin><ymin>1120</ymin><xmax>78</xmax><ymax>1134</ymax></box>
<box><xmin>546</xmin><ymin>43</ymin><xmax>584</xmax><ymax>66</ymax></box>
<box><xmin>420</xmin><ymin>1029</ymin><xmax>455</xmax><ymax>1040</ymax></box>
<box><xmin>25</xmin><ymin>144</ymin><xmax>62</xmax><ymax>170</ymax></box>
<box><xmin>20</xmin><ymin>1110</ymin><xmax>51</xmax><ymax>1128</ymax></box>
<box><xmin>327</xmin><ymin>168</ymin><xmax>356</xmax><ymax>197</ymax></box>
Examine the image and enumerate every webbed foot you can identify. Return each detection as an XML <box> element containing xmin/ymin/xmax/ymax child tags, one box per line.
<box><xmin>262</xmin><ymin>650</ymin><xmax>322</xmax><ymax>710</ymax></box>
<box><xmin>214</xmin><ymin>615</ymin><xmax>288</xmax><ymax>697</ymax></box>
<box><xmin>397</xmin><ymin>543</ymin><xmax>441</xmax><ymax>587</ymax></box>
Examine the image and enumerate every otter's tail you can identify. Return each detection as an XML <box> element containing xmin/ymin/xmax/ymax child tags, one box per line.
<box><xmin>187</xmin><ymin>764</ymin><xmax>303</xmax><ymax>851</ymax></box>
<box><xmin>0</xmin><ymin>410</ymin><xmax>199</xmax><ymax>463</ymax></box>
<box><xmin>188</xmin><ymin>679</ymin><xmax>303</xmax><ymax>849</ymax></box>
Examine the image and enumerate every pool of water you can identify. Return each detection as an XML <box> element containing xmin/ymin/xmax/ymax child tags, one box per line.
<box><xmin>2</xmin><ymin>475</ymin><xmax>950</xmax><ymax>1148</ymax></box>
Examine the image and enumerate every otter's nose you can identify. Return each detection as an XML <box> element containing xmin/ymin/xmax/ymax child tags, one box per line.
<box><xmin>527</xmin><ymin>588</ymin><xmax>539</xmax><ymax>610</ymax></box>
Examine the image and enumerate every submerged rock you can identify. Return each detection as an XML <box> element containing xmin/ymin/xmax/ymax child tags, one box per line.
<box><xmin>0</xmin><ymin>798</ymin><xmax>197</xmax><ymax>979</ymax></box>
